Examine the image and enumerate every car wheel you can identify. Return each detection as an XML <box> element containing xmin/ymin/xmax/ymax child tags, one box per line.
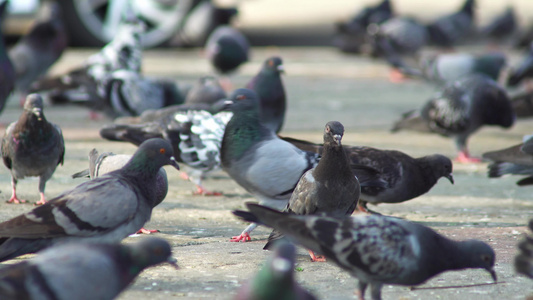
<box><xmin>59</xmin><ymin>0</ymin><xmax>197</xmax><ymax>48</ymax></box>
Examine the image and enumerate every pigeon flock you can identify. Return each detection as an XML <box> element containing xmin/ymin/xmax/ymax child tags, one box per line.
<box><xmin>0</xmin><ymin>0</ymin><xmax>533</xmax><ymax>299</ymax></box>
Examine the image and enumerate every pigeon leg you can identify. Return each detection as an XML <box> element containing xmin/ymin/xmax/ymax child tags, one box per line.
<box><xmin>185</xmin><ymin>172</ymin><xmax>222</xmax><ymax>196</ymax></box>
<box><xmin>455</xmin><ymin>150</ymin><xmax>482</xmax><ymax>163</ymax></box>
<box><xmin>389</xmin><ymin>68</ymin><xmax>409</xmax><ymax>83</ymax></box>
<box><xmin>136</xmin><ymin>227</ymin><xmax>160</xmax><ymax>234</ymax></box>
<box><xmin>356</xmin><ymin>281</ymin><xmax>368</xmax><ymax>300</ymax></box>
<box><xmin>230</xmin><ymin>223</ymin><xmax>257</xmax><ymax>242</ymax></box>
<box><xmin>7</xmin><ymin>178</ymin><xmax>26</xmax><ymax>204</ymax></box>
<box><xmin>34</xmin><ymin>192</ymin><xmax>47</xmax><ymax>206</ymax></box>
<box><xmin>218</xmin><ymin>76</ymin><xmax>234</xmax><ymax>92</ymax></box>
<box><xmin>308</xmin><ymin>250</ymin><xmax>327</xmax><ymax>262</ymax></box>
<box><xmin>35</xmin><ymin>177</ymin><xmax>49</xmax><ymax>205</ymax></box>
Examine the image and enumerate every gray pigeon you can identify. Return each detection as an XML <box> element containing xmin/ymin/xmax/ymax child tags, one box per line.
<box><xmin>205</xmin><ymin>25</ymin><xmax>250</xmax><ymax>75</ymax></box>
<box><xmin>265</xmin><ymin>121</ymin><xmax>360</xmax><ymax>262</ymax></box>
<box><xmin>392</xmin><ymin>74</ymin><xmax>515</xmax><ymax>163</ymax></box>
<box><xmin>0</xmin><ymin>237</ymin><xmax>177</xmax><ymax>300</ymax></box>
<box><xmin>0</xmin><ymin>1</ymin><xmax>15</xmax><ymax>115</ymax></box>
<box><xmin>515</xmin><ymin>219</ymin><xmax>533</xmax><ymax>279</ymax></box>
<box><xmin>184</xmin><ymin>76</ymin><xmax>226</xmax><ymax>105</ymax></box>
<box><xmin>1</xmin><ymin>94</ymin><xmax>64</xmax><ymax>205</ymax></box>
<box><xmin>507</xmin><ymin>44</ymin><xmax>533</xmax><ymax>87</ymax></box>
<box><xmin>426</xmin><ymin>0</ymin><xmax>476</xmax><ymax>47</ymax></box>
<box><xmin>481</xmin><ymin>6</ymin><xmax>517</xmax><ymax>42</ymax></box>
<box><xmin>246</xmin><ymin>56</ymin><xmax>286</xmax><ymax>133</ymax></box>
<box><xmin>281</xmin><ymin>136</ymin><xmax>454</xmax><ymax>212</ymax></box>
<box><xmin>482</xmin><ymin>135</ymin><xmax>533</xmax><ymax>186</ymax></box>
<box><xmin>0</xmin><ymin>138</ymin><xmax>179</xmax><ymax>262</ymax></box>
<box><xmin>235</xmin><ymin>241</ymin><xmax>317</xmax><ymax>300</ymax></box>
<box><xmin>234</xmin><ymin>203</ymin><xmax>497</xmax><ymax>300</ymax></box>
<box><xmin>9</xmin><ymin>3</ymin><xmax>68</xmax><ymax>98</ymax></box>
<box><xmin>221</xmin><ymin>89</ymin><xmax>385</xmax><ymax>242</ymax></box>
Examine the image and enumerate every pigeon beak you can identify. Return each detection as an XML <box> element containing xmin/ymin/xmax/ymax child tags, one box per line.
<box><xmin>488</xmin><ymin>268</ymin><xmax>497</xmax><ymax>282</ymax></box>
<box><xmin>277</xmin><ymin>64</ymin><xmax>285</xmax><ymax>73</ymax></box>
<box><xmin>32</xmin><ymin>108</ymin><xmax>42</xmax><ymax>121</ymax></box>
<box><xmin>167</xmin><ymin>257</ymin><xmax>180</xmax><ymax>270</ymax></box>
<box><xmin>333</xmin><ymin>134</ymin><xmax>342</xmax><ymax>145</ymax></box>
<box><xmin>445</xmin><ymin>174</ymin><xmax>454</xmax><ymax>184</ymax></box>
<box><xmin>169</xmin><ymin>156</ymin><xmax>180</xmax><ymax>170</ymax></box>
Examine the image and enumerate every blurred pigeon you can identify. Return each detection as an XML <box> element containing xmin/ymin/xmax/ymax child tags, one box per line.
<box><xmin>507</xmin><ymin>44</ymin><xmax>533</xmax><ymax>87</ymax></box>
<box><xmin>481</xmin><ymin>6</ymin><xmax>517</xmax><ymax>42</ymax></box>
<box><xmin>400</xmin><ymin>52</ymin><xmax>506</xmax><ymax>84</ymax></box>
<box><xmin>9</xmin><ymin>3</ymin><xmax>68</xmax><ymax>98</ymax></box>
<box><xmin>426</xmin><ymin>0</ymin><xmax>476</xmax><ymax>47</ymax></box>
<box><xmin>0</xmin><ymin>1</ymin><xmax>14</xmax><ymax>115</ymax></box>
<box><xmin>516</xmin><ymin>219</ymin><xmax>533</xmax><ymax>278</ymax></box>
<box><xmin>176</xmin><ymin>0</ymin><xmax>238</xmax><ymax>47</ymax></box>
<box><xmin>510</xmin><ymin>91</ymin><xmax>533</xmax><ymax>118</ymax></box>
<box><xmin>235</xmin><ymin>241</ymin><xmax>317</xmax><ymax>300</ymax></box>
<box><xmin>184</xmin><ymin>76</ymin><xmax>226</xmax><ymax>105</ymax></box>
<box><xmin>246</xmin><ymin>56</ymin><xmax>286</xmax><ymax>133</ymax></box>
<box><xmin>100</xmin><ymin>102</ymin><xmax>232</xmax><ymax>195</ymax></box>
<box><xmin>264</xmin><ymin>121</ymin><xmax>360</xmax><ymax>262</ymax></box>
<box><xmin>205</xmin><ymin>25</ymin><xmax>250</xmax><ymax>78</ymax></box>
<box><xmin>0</xmin><ymin>138</ymin><xmax>179</xmax><ymax>262</ymax></box>
<box><xmin>391</xmin><ymin>74</ymin><xmax>515</xmax><ymax>163</ymax></box>
<box><xmin>233</xmin><ymin>203</ymin><xmax>497</xmax><ymax>300</ymax></box>
<box><xmin>0</xmin><ymin>237</ymin><xmax>177</xmax><ymax>300</ymax></box>
<box><xmin>334</xmin><ymin>0</ymin><xmax>393</xmax><ymax>53</ymax></box>
<box><xmin>282</xmin><ymin>136</ymin><xmax>454</xmax><ymax>212</ymax></box>
<box><xmin>221</xmin><ymin>89</ymin><xmax>385</xmax><ymax>242</ymax></box>
<box><xmin>482</xmin><ymin>135</ymin><xmax>533</xmax><ymax>186</ymax></box>
<box><xmin>1</xmin><ymin>94</ymin><xmax>64</xmax><ymax>205</ymax></box>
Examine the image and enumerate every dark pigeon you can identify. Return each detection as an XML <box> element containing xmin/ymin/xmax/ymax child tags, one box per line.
<box><xmin>510</xmin><ymin>91</ymin><xmax>533</xmax><ymax>118</ymax></box>
<box><xmin>391</xmin><ymin>74</ymin><xmax>515</xmax><ymax>163</ymax></box>
<box><xmin>507</xmin><ymin>44</ymin><xmax>533</xmax><ymax>87</ymax></box>
<box><xmin>246</xmin><ymin>56</ymin><xmax>286</xmax><ymax>133</ymax></box>
<box><xmin>184</xmin><ymin>76</ymin><xmax>226</xmax><ymax>105</ymax></box>
<box><xmin>282</xmin><ymin>136</ymin><xmax>454</xmax><ymax>212</ymax></box>
<box><xmin>235</xmin><ymin>241</ymin><xmax>317</xmax><ymax>300</ymax></box>
<box><xmin>482</xmin><ymin>135</ymin><xmax>533</xmax><ymax>186</ymax></box>
<box><xmin>1</xmin><ymin>94</ymin><xmax>64</xmax><ymax>205</ymax></box>
<box><xmin>205</xmin><ymin>25</ymin><xmax>250</xmax><ymax>75</ymax></box>
<box><xmin>0</xmin><ymin>138</ymin><xmax>179</xmax><ymax>262</ymax></box>
<box><xmin>9</xmin><ymin>3</ymin><xmax>68</xmax><ymax>97</ymax></box>
<box><xmin>516</xmin><ymin>219</ymin><xmax>533</xmax><ymax>279</ymax></box>
<box><xmin>0</xmin><ymin>237</ymin><xmax>177</xmax><ymax>300</ymax></box>
<box><xmin>233</xmin><ymin>203</ymin><xmax>497</xmax><ymax>300</ymax></box>
<box><xmin>481</xmin><ymin>6</ymin><xmax>517</xmax><ymax>42</ymax></box>
<box><xmin>265</xmin><ymin>121</ymin><xmax>360</xmax><ymax>262</ymax></box>
<box><xmin>0</xmin><ymin>1</ymin><xmax>15</xmax><ymax>115</ymax></box>
<box><xmin>100</xmin><ymin>102</ymin><xmax>232</xmax><ymax>195</ymax></box>
<box><xmin>426</xmin><ymin>0</ymin><xmax>476</xmax><ymax>47</ymax></box>
<box><xmin>221</xmin><ymin>89</ymin><xmax>385</xmax><ymax>242</ymax></box>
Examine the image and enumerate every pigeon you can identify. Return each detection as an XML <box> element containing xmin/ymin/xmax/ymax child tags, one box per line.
<box><xmin>426</xmin><ymin>0</ymin><xmax>476</xmax><ymax>47</ymax></box>
<box><xmin>72</xmin><ymin>148</ymin><xmax>169</xmax><ymax>234</ymax></box>
<box><xmin>515</xmin><ymin>219</ymin><xmax>533</xmax><ymax>279</ymax></box>
<box><xmin>0</xmin><ymin>138</ymin><xmax>179</xmax><ymax>262</ymax></box>
<box><xmin>100</xmin><ymin>102</ymin><xmax>232</xmax><ymax>195</ymax></box>
<box><xmin>221</xmin><ymin>89</ymin><xmax>385</xmax><ymax>242</ymax></box>
<box><xmin>184</xmin><ymin>76</ymin><xmax>226</xmax><ymax>105</ymax></box>
<box><xmin>399</xmin><ymin>52</ymin><xmax>506</xmax><ymax>84</ymax></box>
<box><xmin>391</xmin><ymin>74</ymin><xmax>515</xmax><ymax>163</ymax></box>
<box><xmin>480</xmin><ymin>6</ymin><xmax>517</xmax><ymax>42</ymax></box>
<box><xmin>264</xmin><ymin>121</ymin><xmax>360</xmax><ymax>262</ymax></box>
<box><xmin>482</xmin><ymin>135</ymin><xmax>533</xmax><ymax>186</ymax></box>
<box><xmin>0</xmin><ymin>237</ymin><xmax>177</xmax><ymax>300</ymax></box>
<box><xmin>9</xmin><ymin>3</ymin><xmax>68</xmax><ymax>98</ymax></box>
<box><xmin>246</xmin><ymin>56</ymin><xmax>286</xmax><ymax>133</ymax></box>
<box><xmin>507</xmin><ymin>44</ymin><xmax>533</xmax><ymax>87</ymax></box>
<box><xmin>233</xmin><ymin>203</ymin><xmax>497</xmax><ymax>300</ymax></box>
<box><xmin>0</xmin><ymin>1</ymin><xmax>14</xmax><ymax>115</ymax></box>
<box><xmin>281</xmin><ymin>136</ymin><xmax>454</xmax><ymax>212</ymax></box>
<box><xmin>510</xmin><ymin>91</ymin><xmax>533</xmax><ymax>118</ymax></box>
<box><xmin>1</xmin><ymin>94</ymin><xmax>65</xmax><ymax>205</ymax></box>
<box><xmin>205</xmin><ymin>25</ymin><xmax>250</xmax><ymax>76</ymax></box>
<box><xmin>235</xmin><ymin>241</ymin><xmax>317</xmax><ymax>300</ymax></box>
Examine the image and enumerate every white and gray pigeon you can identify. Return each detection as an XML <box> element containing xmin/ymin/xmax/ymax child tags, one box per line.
<box><xmin>9</xmin><ymin>3</ymin><xmax>68</xmax><ymax>99</ymax></box>
<box><xmin>235</xmin><ymin>241</ymin><xmax>317</xmax><ymax>300</ymax></box>
<box><xmin>100</xmin><ymin>102</ymin><xmax>232</xmax><ymax>195</ymax></box>
<box><xmin>391</xmin><ymin>74</ymin><xmax>515</xmax><ymax>163</ymax></box>
<box><xmin>482</xmin><ymin>135</ymin><xmax>533</xmax><ymax>186</ymax></box>
<box><xmin>282</xmin><ymin>136</ymin><xmax>454</xmax><ymax>213</ymax></box>
<box><xmin>221</xmin><ymin>89</ymin><xmax>385</xmax><ymax>242</ymax></box>
<box><xmin>0</xmin><ymin>138</ymin><xmax>179</xmax><ymax>262</ymax></box>
<box><xmin>1</xmin><ymin>94</ymin><xmax>64</xmax><ymax>205</ymax></box>
<box><xmin>515</xmin><ymin>219</ymin><xmax>533</xmax><ymax>279</ymax></box>
<box><xmin>265</xmin><ymin>121</ymin><xmax>360</xmax><ymax>262</ymax></box>
<box><xmin>234</xmin><ymin>203</ymin><xmax>497</xmax><ymax>300</ymax></box>
<box><xmin>0</xmin><ymin>237</ymin><xmax>177</xmax><ymax>300</ymax></box>
<box><xmin>426</xmin><ymin>0</ymin><xmax>476</xmax><ymax>47</ymax></box>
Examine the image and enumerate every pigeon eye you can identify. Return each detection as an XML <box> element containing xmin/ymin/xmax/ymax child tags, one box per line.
<box><xmin>268</xmin><ymin>60</ymin><xmax>274</xmax><ymax>67</ymax></box>
<box><xmin>481</xmin><ymin>255</ymin><xmax>490</xmax><ymax>262</ymax></box>
<box><xmin>159</xmin><ymin>148</ymin><xmax>166</xmax><ymax>154</ymax></box>
<box><xmin>326</xmin><ymin>126</ymin><xmax>330</xmax><ymax>132</ymax></box>
<box><xmin>236</xmin><ymin>95</ymin><xmax>246</xmax><ymax>100</ymax></box>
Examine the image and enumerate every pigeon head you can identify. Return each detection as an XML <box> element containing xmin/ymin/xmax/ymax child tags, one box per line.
<box><xmin>23</xmin><ymin>94</ymin><xmax>45</xmax><ymax>121</ymax></box>
<box><xmin>457</xmin><ymin>239</ymin><xmax>496</xmax><ymax>282</ymax></box>
<box><xmin>225</xmin><ymin>88</ymin><xmax>261</xmax><ymax>114</ymax></box>
<box><xmin>125</xmin><ymin>237</ymin><xmax>178</xmax><ymax>272</ymax></box>
<box><xmin>424</xmin><ymin>154</ymin><xmax>454</xmax><ymax>184</ymax></box>
<box><xmin>250</xmin><ymin>241</ymin><xmax>297</xmax><ymax>295</ymax></box>
<box><xmin>263</xmin><ymin>56</ymin><xmax>284</xmax><ymax>74</ymax></box>
<box><xmin>324</xmin><ymin>121</ymin><xmax>344</xmax><ymax>146</ymax></box>
<box><xmin>127</xmin><ymin>138</ymin><xmax>180</xmax><ymax>172</ymax></box>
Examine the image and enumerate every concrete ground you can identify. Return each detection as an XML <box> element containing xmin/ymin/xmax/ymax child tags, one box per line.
<box><xmin>0</xmin><ymin>46</ymin><xmax>533</xmax><ymax>299</ymax></box>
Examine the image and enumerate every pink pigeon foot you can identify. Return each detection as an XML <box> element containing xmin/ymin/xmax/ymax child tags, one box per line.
<box><xmin>389</xmin><ymin>68</ymin><xmax>409</xmax><ymax>83</ymax></box>
<box><xmin>455</xmin><ymin>151</ymin><xmax>482</xmax><ymax>163</ymax></box>
<box><xmin>7</xmin><ymin>196</ymin><xmax>26</xmax><ymax>204</ymax></box>
<box><xmin>34</xmin><ymin>193</ymin><xmax>47</xmax><ymax>205</ymax></box>
<box><xmin>89</xmin><ymin>111</ymin><xmax>104</xmax><ymax>121</ymax></box>
<box><xmin>193</xmin><ymin>186</ymin><xmax>222</xmax><ymax>196</ymax></box>
<box><xmin>230</xmin><ymin>232</ymin><xmax>251</xmax><ymax>242</ymax></box>
<box><xmin>136</xmin><ymin>227</ymin><xmax>160</xmax><ymax>234</ymax></box>
<box><xmin>308</xmin><ymin>250</ymin><xmax>327</xmax><ymax>262</ymax></box>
